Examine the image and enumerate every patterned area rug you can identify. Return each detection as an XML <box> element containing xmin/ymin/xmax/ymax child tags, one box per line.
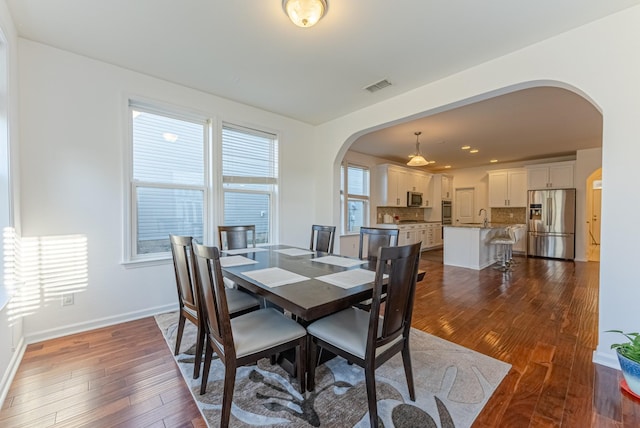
<box><xmin>155</xmin><ymin>312</ymin><xmax>510</xmax><ymax>427</ymax></box>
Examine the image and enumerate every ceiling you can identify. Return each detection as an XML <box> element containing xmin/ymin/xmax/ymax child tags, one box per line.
<box><xmin>6</xmin><ymin>1</ymin><xmax>632</xmax><ymax>168</ymax></box>
<box><xmin>349</xmin><ymin>86</ymin><xmax>603</xmax><ymax>171</ymax></box>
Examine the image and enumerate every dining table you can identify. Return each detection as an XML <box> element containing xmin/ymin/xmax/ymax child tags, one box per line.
<box><xmin>219</xmin><ymin>244</ymin><xmax>379</xmax><ymax>324</ymax></box>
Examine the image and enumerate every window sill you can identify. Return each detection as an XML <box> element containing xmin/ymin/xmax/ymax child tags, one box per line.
<box><xmin>121</xmin><ymin>256</ymin><xmax>172</xmax><ymax>269</ymax></box>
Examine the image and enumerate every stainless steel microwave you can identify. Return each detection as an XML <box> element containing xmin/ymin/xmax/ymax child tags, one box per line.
<box><xmin>407</xmin><ymin>191</ymin><xmax>423</xmax><ymax>207</ymax></box>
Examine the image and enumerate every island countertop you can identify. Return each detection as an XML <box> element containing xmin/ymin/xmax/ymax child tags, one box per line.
<box><xmin>445</xmin><ymin>223</ymin><xmax>524</xmax><ymax>229</ymax></box>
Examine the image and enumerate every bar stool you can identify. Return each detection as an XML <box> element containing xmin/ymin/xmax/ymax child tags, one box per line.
<box><xmin>490</xmin><ymin>226</ymin><xmax>516</xmax><ymax>272</ymax></box>
<box><xmin>507</xmin><ymin>225</ymin><xmax>526</xmax><ymax>266</ymax></box>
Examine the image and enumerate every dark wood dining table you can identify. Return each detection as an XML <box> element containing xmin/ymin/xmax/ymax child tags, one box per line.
<box><xmin>220</xmin><ymin>244</ymin><xmax>376</xmax><ymax>324</ymax></box>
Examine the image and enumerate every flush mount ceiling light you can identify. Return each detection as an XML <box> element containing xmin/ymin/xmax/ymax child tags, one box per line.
<box><xmin>407</xmin><ymin>132</ymin><xmax>431</xmax><ymax>167</ymax></box>
<box><xmin>282</xmin><ymin>0</ymin><xmax>328</xmax><ymax>28</ymax></box>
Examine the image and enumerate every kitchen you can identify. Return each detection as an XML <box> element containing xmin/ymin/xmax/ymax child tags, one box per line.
<box><xmin>339</xmin><ymin>87</ymin><xmax>602</xmax><ymax>266</ymax></box>
<box><xmin>341</xmin><ymin>153</ymin><xmax>591</xmax><ymax>267</ymax></box>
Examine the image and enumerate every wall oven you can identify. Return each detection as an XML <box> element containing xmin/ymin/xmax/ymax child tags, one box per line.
<box><xmin>442</xmin><ymin>200</ymin><xmax>452</xmax><ymax>225</ymax></box>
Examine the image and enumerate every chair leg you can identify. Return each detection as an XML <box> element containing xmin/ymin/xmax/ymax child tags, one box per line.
<box><xmin>220</xmin><ymin>362</ymin><xmax>237</xmax><ymax>428</ymax></box>
<box><xmin>364</xmin><ymin>365</ymin><xmax>378</xmax><ymax>428</ymax></box>
<box><xmin>174</xmin><ymin>313</ymin><xmax>186</xmax><ymax>356</ymax></box>
<box><xmin>200</xmin><ymin>343</ymin><xmax>214</xmax><ymax>395</ymax></box>
<box><xmin>193</xmin><ymin>323</ymin><xmax>205</xmax><ymax>379</ymax></box>
<box><xmin>296</xmin><ymin>338</ymin><xmax>306</xmax><ymax>393</ymax></box>
<box><xmin>307</xmin><ymin>338</ymin><xmax>318</xmax><ymax>392</ymax></box>
<box><xmin>401</xmin><ymin>343</ymin><xmax>416</xmax><ymax>401</ymax></box>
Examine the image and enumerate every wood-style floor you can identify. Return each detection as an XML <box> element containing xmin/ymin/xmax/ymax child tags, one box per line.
<box><xmin>1</xmin><ymin>252</ymin><xmax>639</xmax><ymax>427</ymax></box>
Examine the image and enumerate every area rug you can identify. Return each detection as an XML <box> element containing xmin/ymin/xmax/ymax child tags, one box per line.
<box><xmin>155</xmin><ymin>312</ymin><xmax>511</xmax><ymax>427</ymax></box>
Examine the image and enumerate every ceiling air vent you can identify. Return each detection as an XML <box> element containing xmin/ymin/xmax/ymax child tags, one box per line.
<box><xmin>364</xmin><ymin>79</ymin><xmax>392</xmax><ymax>93</ymax></box>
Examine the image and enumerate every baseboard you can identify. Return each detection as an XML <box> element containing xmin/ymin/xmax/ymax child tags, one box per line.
<box><xmin>593</xmin><ymin>349</ymin><xmax>621</xmax><ymax>370</ymax></box>
<box><xmin>0</xmin><ymin>336</ymin><xmax>26</xmax><ymax>408</ymax></box>
<box><xmin>24</xmin><ymin>303</ymin><xmax>178</xmax><ymax>345</ymax></box>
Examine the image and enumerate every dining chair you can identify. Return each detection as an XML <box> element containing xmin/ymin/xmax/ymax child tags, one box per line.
<box><xmin>218</xmin><ymin>224</ymin><xmax>259</xmax><ymax>290</ymax></box>
<box><xmin>309</xmin><ymin>224</ymin><xmax>336</xmax><ymax>253</ymax></box>
<box><xmin>355</xmin><ymin>227</ymin><xmax>400</xmax><ymax>310</ymax></box>
<box><xmin>218</xmin><ymin>225</ymin><xmax>256</xmax><ymax>251</ymax></box>
<box><xmin>306</xmin><ymin>242</ymin><xmax>421</xmax><ymax>428</ymax></box>
<box><xmin>169</xmin><ymin>235</ymin><xmax>260</xmax><ymax>379</ymax></box>
<box><xmin>192</xmin><ymin>243</ymin><xmax>307</xmax><ymax>427</ymax></box>
<box><xmin>358</xmin><ymin>227</ymin><xmax>399</xmax><ymax>263</ymax></box>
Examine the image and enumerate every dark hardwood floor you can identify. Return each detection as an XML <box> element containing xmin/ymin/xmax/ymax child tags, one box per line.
<box><xmin>1</xmin><ymin>251</ymin><xmax>638</xmax><ymax>427</ymax></box>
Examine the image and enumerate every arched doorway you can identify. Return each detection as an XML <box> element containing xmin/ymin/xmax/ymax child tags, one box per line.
<box><xmin>586</xmin><ymin>168</ymin><xmax>602</xmax><ymax>262</ymax></box>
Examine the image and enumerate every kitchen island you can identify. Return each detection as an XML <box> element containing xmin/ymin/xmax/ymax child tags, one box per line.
<box><xmin>443</xmin><ymin>224</ymin><xmax>508</xmax><ymax>270</ymax></box>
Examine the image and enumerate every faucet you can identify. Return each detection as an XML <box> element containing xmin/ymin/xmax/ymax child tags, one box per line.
<box><xmin>479</xmin><ymin>208</ymin><xmax>488</xmax><ymax>227</ymax></box>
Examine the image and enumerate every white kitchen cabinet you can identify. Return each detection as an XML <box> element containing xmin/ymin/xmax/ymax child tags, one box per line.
<box><xmin>441</xmin><ymin>175</ymin><xmax>453</xmax><ymax>200</ymax></box>
<box><xmin>398</xmin><ymin>224</ymin><xmax>417</xmax><ymax>247</ymax></box>
<box><xmin>526</xmin><ymin>161</ymin><xmax>574</xmax><ymax>189</ymax></box>
<box><xmin>433</xmin><ymin>222</ymin><xmax>443</xmax><ymax>247</ymax></box>
<box><xmin>415</xmin><ymin>224</ymin><xmax>427</xmax><ymax>250</ymax></box>
<box><xmin>376</xmin><ymin>164</ymin><xmax>433</xmax><ymax>207</ymax></box>
<box><xmin>420</xmin><ymin>173</ymin><xmax>433</xmax><ymax>207</ymax></box>
<box><xmin>488</xmin><ymin>169</ymin><xmax>527</xmax><ymax>207</ymax></box>
<box><xmin>376</xmin><ymin>164</ymin><xmax>407</xmax><ymax>206</ymax></box>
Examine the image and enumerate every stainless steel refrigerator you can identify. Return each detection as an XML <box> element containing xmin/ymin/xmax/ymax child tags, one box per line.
<box><xmin>527</xmin><ymin>188</ymin><xmax>576</xmax><ymax>259</ymax></box>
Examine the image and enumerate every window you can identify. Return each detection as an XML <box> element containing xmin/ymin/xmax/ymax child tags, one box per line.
<box><xmin>341</xmin><ymin>163</ymin><xmax>370</xmax><ymax>234</ymax></box>
<box><xmin>221</xmin><ymin>124</ymin><xmax>278</xmax><ymax>244</ymax></box>
<box><xmin>127</xmin><ymin>101</ymin><xmax>208</xmax><ymax>260</ymax></box>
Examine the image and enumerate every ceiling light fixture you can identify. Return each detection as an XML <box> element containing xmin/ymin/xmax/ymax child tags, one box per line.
<box><xmin>469</xmin><ymin>149</ymin><xmax>479</xmax><ymax>154</ymax></box>
<box><xmin>490</xmin><ymin>159</ymin><xmax>498</xmax><ymax>163</ymax></box>
<box><xmin>407</xmin><ymin>132</ymin><xmax>430</xmax><ymax>167</ymax></box>
<box><xmin>461</xmin><ymin>145</ymin><xmax>471</xmax><ymax>150</ymax></box>
<box><xmin>282</xmin><ymin>0</ymin><xmax>328</xmax><ymax>28</ymax></box>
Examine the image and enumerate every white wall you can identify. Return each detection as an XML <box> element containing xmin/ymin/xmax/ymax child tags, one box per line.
<box><xmin>313</xmin><ymin>6</ymin><xmax>640</xmax><ymax>368</ymax></box>
<box><xmin>17</xmin><ymin>40</ymin><xmax>316</xmax><ymax>341</ymax></box>
<box><xmin>0</xmin><ymin>0</ymin><xmax>22</xmax><ymax>406</ymax></box>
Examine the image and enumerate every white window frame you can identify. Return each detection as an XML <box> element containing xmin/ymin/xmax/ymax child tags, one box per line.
<box><xmin>124</xmin><ymin>99</ymin><xmax>210</xmax><ymax>264</ymax></box>
<box><xmin>220</xmin><ymin>123</ymin><xmax>278</xmax><ymax>246</ymax></box>
<box><xmin>341</xmin><ymin>162</ymin><xmax>370</xmax><ymax>235</ymax></box>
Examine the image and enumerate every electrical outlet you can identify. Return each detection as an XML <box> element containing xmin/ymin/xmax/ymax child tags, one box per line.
<box><xmin>62</xmin><ymin>294</ymin><xmax>74</xmax><ymax>306</ymax></box>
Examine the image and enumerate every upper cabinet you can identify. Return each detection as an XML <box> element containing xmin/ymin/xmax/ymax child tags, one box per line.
<box><xmin>526</xmin><ymin>161</ymin><xmax>575</xmax><ymax>189</ymax></box>
<box><xmin>416</xmin><ymin>173</ymin><xmax>434</xmax><ymax>207</ymax></box>
<box><xmin>375</xmin><ymin>164</ymin><xmax>433</xmax><ymax>207</ymax></box>
<box><xmin>488</xmin><ymin>168</ymin><xmax>527</xmax><ymax>207</ymax></box>
<box><xmin>441</xmin><ymin>175</ymin><xmax>453</xmax><ymax>200</ymax></box>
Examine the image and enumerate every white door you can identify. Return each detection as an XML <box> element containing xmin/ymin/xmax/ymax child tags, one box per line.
<box><xmin>591</xmin><ymin>187</ymin><xmax>601</xmax><ymax>244</ymax></box>
<box><xmin>456</xmin><ymin>188</ymin><xmax>475</xmax><ymax>224</ymax></box>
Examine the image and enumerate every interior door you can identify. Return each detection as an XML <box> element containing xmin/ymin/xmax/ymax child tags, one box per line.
<box><xmin>455</xmin><ymin>187</ymin><xmax>475</xmax><ymax>224</ymax></box>
<box><xmin>591</xmin><ymin>187</ymin><xmax>601</xmax><ymax>244</ymax></box>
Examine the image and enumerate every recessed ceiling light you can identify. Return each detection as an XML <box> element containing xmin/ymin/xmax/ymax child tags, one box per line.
<box><xmin>461</xmin><ymin>145</ymin><xmax>471</xmax><ymax>150</ymax></box>
<box><xmin>490</xmin><ymin>159</ymin><xmax>498</xmax><ymax>163</ymax></box>
<box><xmin>469</xmin><ymin>149</ymin><xmax>479</xmax><ymax>154</ymax></box>
<box><xmin>444</xmin><ymin>165</ymin><xmax>452</xmax><ymax>169</ymax></box>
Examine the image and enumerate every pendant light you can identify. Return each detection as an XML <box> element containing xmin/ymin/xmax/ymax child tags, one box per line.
<box><xmin>407</xmin><ymin>132</ymin><xmax>430</xmax><ymax>167</ymax></box>
<box><xmin>282</xmin><ymin>0</ymin><xmax>328</xmax><ymax>28</ymax></box>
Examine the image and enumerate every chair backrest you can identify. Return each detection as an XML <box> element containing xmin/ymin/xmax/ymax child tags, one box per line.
<box><xmin>169</xmin><ymin>234</ymin><xmax>198</xmax><ymax>313</ymax></box>
<box><xmin>218</xmin><ymin>225</ymin><xmax>256</xmax><ymax>250</ymax></box>
<box><xmin>358</xmin><ymin>227</ymin><xmax>399</xmax><ymax>261</ymax></box>
<box><xmin>192</xmin><ymin>243</ymin><xmax>235</xmax><ymax>358</ymax></box>
<box><xmin>368</xmin><ymin>242</ymin><xmax>421</xmax><ymax>354</ymax></box>
<box><xmin>513</xmin><ymin>225</ymin><xmax>526</xmax><ymax>243</ymax></box>
<box><xmin>310</xmin><ymin>224</ymin><xmax>336</xmax><ymax>253</ymax></box>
